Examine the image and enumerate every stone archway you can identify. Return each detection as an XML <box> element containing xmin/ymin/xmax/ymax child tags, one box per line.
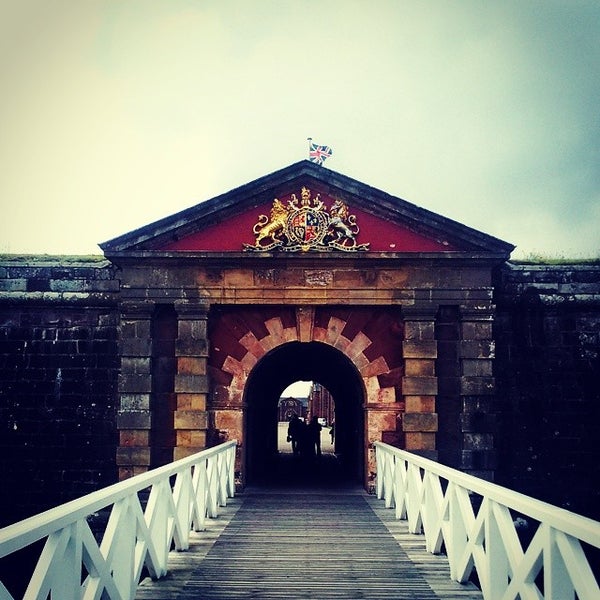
<box><xmin>243</xmin><ymin>341</ymin><xmax>364</xmax><ymax>485</ymax></box>
<box><xmin>207</xmin><ymin>305</ymin><xmax>405</xmax><ymax>485</ymax></box>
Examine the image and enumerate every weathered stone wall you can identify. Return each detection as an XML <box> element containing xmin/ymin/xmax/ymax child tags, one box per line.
<box><xmin>112</xmin><ymin>255</ymin><xmax>499</xmax><ymax>481</ymax></box>
<box><xmin>1</xmin><ymin>255</ymin><xmax>599</xmax><ymax>525</ymax></box>
<box><xmin>0</xmin><ymin>256</ymin><xmax>120</xmax><ymax>526</ymax></box>
<box><xmin>494</xmin><ymin>263</ymin><xmax>600</xmax><ymax>519</ymax></box>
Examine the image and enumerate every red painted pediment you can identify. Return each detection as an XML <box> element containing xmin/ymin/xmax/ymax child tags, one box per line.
<box><xmin>159</xmin><ymin>190</ymin><xmax>455</xmax><ymax>252</ymax></box>
<box><xmin>101</xmin><ymin>161</ymin><xmax>513</xmax><ymax>256</ymax></box>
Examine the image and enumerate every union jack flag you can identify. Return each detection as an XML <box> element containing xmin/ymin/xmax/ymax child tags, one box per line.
<box><xmin>308</xmin><ymin>140</ymin><xmax>333</xmax><ymax>165</ymax></box>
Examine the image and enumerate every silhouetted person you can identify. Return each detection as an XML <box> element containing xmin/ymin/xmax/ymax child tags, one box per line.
<box><xmin>287</xmin><ymin>414</ymin><xmax>303</xmax><ymax>455</ymax></box>
<box><xmin>307</xmin><ymin>416</ymin><xmax>322</xmax><ymax>458</ymax></box>
<box><xmin>330</xmin><ymin>420</ymin><xmax>335</xmax><ymax>443</ymax></box>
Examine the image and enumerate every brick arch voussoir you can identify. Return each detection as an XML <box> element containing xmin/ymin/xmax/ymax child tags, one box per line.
<box><xmin>219</xmin><ymin>313</ymin><xmax>398</xmax><ymax>406</ymax></box>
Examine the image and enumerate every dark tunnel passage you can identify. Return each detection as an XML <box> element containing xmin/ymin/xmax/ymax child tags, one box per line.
<box><xmin>243</xmin><ymin>341</ymin><xmax>365</xmax><ymax>487</ymax></box>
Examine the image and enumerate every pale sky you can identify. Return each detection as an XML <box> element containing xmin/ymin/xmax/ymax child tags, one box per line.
<box><xmin>1</xmin><ymin>1</ymin><xmax>598</xmax><ymax>259</ymax></box>
<box><xmin>282</xmin><ymin>380</ymin><xmax>312</xmax><ymax>399</ymax></box>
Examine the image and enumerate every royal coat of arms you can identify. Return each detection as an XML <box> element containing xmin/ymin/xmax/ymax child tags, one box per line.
<box><xmin>243</xmin><ymin>187</ymin><xmax>369</xmax><ymax>252</ymax></box>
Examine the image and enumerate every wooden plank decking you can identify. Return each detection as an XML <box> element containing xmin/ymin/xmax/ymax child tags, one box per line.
<box><xmin>136</xmin><ymin>485</ymin><xmax>483</xmax><ymax>600</ymax></box>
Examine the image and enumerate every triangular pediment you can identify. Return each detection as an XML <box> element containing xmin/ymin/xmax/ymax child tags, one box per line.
<box><xmin>100</xmin><ymin>161</ymin><xmax>514</xmax><ymax>256</ymax></box>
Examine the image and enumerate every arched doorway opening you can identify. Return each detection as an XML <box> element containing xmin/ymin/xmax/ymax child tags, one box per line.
<box><xmin>243</xmin><ymin>341</ymin><xmax>365</xmax><ymax>486</ymax></box>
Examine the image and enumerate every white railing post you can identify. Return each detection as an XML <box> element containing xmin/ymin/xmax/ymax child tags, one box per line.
<box><xmin>481</xmin><ymin>499</ymin><xmax>509</xmax><ymax>600</ymax></box>
<box><xmin>376</xmin><ymin>444</ymin><xmax>385</xmax><ymax>500</ymax></box>
<box><xmin>0</xmin><ymin>440</ymin><xmax>237</xmax><ymax>600</ymax></box>
<box><xmin>206</xmin><ymin>455</ymin><xmax>219</xmax><ymax>518</ymax></box>
<box><xmin>445</xmin><ymin>482</ymin><xmax>468</xmax><ymax>581</ymax></box>
<box><xmin>543</xmin><ymin>526</ymin><xmax>573</xmax><ymax>600</ymax></box>
<box><xmin>394</xmin><ymin>455</ymin><xmax>407</xmax><ymax>520</ymax></box>
<box><xmin>226</xmin><ymin>444</ymin><xmax>236</xmax><ymax>498</ymax></box>
<box><xmin>109</xmin><ymin>497</ymin><xmax>137</xmax><ymax>600</ymax></box>
<box><xmin>217</xmin><ymin>451</ymin><xmax>228</xmax><ymax>507</ymax></box>
<box><xmin>406</xmin><ymin>462</ymin><xmax>424</xmax><ymax>534</ymax></box>
<box><xmin>192</xmin><ymin>458</ymin><xmax>208</xmax><ymax>532</ymax></box>
<box><xmin>24</xmin><ymin>522</ymin><xmax>82</xmax><ymax>600</ymax></box>
<box><xmin>172</xmin><ymin>469</ymin><xmax>193</xmax><ymax>551</ymax></box>
<box><xmin>144</xmin><ymin>480</ymin><xmax>170</xmax><ymax>576</ymax></box>
<box><xmin>373</xmin><ymin>441</ymin><xmax>600</xmax><ymax>600</ymax></box>
<box><xmin>422</xmin><ymin>471</ymin><xmax>444</xmax><ymax>555</ymax></box>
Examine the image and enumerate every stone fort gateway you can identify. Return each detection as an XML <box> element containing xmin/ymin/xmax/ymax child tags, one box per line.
<box><xmin>1</xmin><ymin>161</ymin><xmax>599</xmax><ymax>526</ymax></box>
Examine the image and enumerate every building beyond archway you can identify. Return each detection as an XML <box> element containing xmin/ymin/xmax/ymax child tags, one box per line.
<box><xmin>101</xmin><ymin>161</ymin><xmax>514</xmax><ymax>487</ymax></box>
<box><xmin>243</xmin><ymin>341</ymin><xmax>364</xmax><ymax>484</ymax></box>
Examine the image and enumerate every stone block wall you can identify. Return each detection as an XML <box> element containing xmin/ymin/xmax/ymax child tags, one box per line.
<box><xmin>0</xmin><ymin>256</ymin><xmax>120</xmax><ymax>526</ymax></box>
<box><xmin>1</xmin><ymin>255</ymin><xmax>599</xmax><ymax>525</ymax></box>
<box><xmin>494</xmin><ymin>263</ymin><xmax>600</xmax><ymax>519</ymax></box>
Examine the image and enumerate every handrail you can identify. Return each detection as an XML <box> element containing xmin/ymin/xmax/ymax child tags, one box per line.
<box><xmin>375</xmin><ymin>441</ymin><xmax>600</xmax><ymax>600</ymax></box>
<box><xmin>0</xmin><ymin>440</ymin><xmax>237</xmax><ymax>600</ymax></box>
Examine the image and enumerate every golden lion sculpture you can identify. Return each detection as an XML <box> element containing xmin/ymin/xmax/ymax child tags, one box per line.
<box><xmin>253</xmin><ymin>199</ymin><xmax>289</xmax><ymax>247</ymax></box>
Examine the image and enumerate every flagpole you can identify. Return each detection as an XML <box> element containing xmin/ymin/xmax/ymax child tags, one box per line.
<box><xmin>307</xmin><ymin>137</ymin><xmax>312</xmax><ymax>160</ymax></box>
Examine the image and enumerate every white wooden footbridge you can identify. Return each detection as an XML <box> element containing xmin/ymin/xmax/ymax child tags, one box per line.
<box><xmin>1</xmin><ymin>440</ymin><xmax>599</xmax><ymax>600</ymax></box>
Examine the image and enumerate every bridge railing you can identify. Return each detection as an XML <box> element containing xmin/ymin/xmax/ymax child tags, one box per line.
<box><xmin>0</xmin><ymin>439</ymin><xmax>237</xmax><ymax>600</ymax></box>
<box><xmin>375</xmin><ymin>441</ymin><xmax>600</xmax><ymax>600</ymax></box>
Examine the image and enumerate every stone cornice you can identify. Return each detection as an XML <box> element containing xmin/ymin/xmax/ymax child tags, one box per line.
<box><xmin>104</xmin><ymin>250</ymin><xmax>510</xmax><ymax>269</ymax></box>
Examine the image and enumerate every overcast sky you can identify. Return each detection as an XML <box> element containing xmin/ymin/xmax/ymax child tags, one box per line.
<box><xmin>1</xmin><ymin>1</ymin><xmax>598</xmax><ymax>259</ymax></box>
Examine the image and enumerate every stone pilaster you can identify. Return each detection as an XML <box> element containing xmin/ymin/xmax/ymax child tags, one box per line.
<box><xmin>459</xmin><ymin>308</ymin><xmax>497</xmax><ymax>479</ymax></box>
<box><xmin>116</xmin><ymin>301</ymin><xmax>154</xmax><ymax>480</ymax></box>
<box><xmin>402</xmin><ymin>308</ymin><xmax>438</xmax><ymax>458</ymax></box>
<box><xmin>174</xmin><ymin>300</ymin><xmax>209</xmax><ymax>459</ymax></box>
